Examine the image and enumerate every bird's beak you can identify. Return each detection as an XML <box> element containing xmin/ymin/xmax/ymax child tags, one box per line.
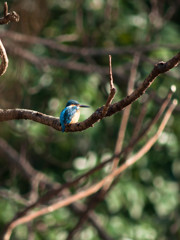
<box><xmin>79</xmin><ymin>104</ymin><xmax>90</xmax><ymax>108</ymax></box>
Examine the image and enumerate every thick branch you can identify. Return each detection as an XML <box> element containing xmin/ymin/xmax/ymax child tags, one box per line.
<box><xmin>0</xmin><ymin>109</ymin><xmax>61</xmax><ymax>130</ymax></box>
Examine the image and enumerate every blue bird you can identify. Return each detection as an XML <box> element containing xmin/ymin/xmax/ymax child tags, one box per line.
<box><xmin>60</xmin><ymin>100</ymin><xmax>90</xmax><ymax>132</ymax></box>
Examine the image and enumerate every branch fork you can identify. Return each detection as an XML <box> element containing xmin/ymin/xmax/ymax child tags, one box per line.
<box><xmin>0</xmin><ymin>2</ymin><xmax>19</xmax><ymax>25</ymax></box>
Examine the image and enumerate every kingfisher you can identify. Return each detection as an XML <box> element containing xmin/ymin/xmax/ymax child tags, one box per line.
<box><xmin>60</xmin><ymin>100</ymin><xmax>90</xmax><ymax>132</ymax></box>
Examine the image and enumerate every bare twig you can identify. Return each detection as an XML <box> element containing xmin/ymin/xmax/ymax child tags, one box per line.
<box><xmin>0</xmin><ymin>52</ymin><xmax>179</xmax><ymax>132</ymax></box>
<box><xmin>2</xmin><ymin>99</ymin><xmax>177</xmax><ymax>240</ymax></box>
<box><xmin>0</xmin><ymin>2</ymin><xmax>19</xmax><ymax>25</ymax></box>
<box><xmin>102</xmin><ymin>55</ymin><xmax>116</xmax><ymax>116</ymax></box>
<box><xmin>3</xmin><ymin>2</ymin><xmax>8</xmax><ymax>16</ymax></box>
<box><xmin>108</xmin><ymin>55</ymin><xmax>115</xmax><ymax>90</ymax></box>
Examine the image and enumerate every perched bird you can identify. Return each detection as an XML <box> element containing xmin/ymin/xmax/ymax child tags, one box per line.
<box><xmin>60</xmin><ymin>100</ymin><xmax>90</xmax><ymax>132</ymax></box>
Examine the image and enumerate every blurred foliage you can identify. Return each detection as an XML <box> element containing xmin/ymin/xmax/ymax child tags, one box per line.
<box><xmin>0</xmin><ymin>0</ymin><xmax>180</xmax><ymax>239</ymax></box>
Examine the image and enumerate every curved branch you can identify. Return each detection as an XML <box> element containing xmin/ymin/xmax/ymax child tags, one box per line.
<box><xmin>0</xmin><ymin>52</ymin><xmax>179</xmax><ymax>132</ymax></box>
<box><xmin>0</xmin><ymin>39</ymin><xmax>8</xmax><ymax>76</ymax></box>
<box><xmin>0</xmin><ymin>2</ymin><xmax>19</xmax><ymax>77</ymax></box>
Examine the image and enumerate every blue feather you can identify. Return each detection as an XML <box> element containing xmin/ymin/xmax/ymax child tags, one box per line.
<box><xmin>60</xmin><ymin>106</ymin><xmax>78</xmax><ymax>132</ymax></box>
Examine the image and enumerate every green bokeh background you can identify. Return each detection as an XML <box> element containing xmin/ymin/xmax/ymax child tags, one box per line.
<box><xmin>0</xmin><ymin>0</ymin><xmax>180</xmax><ymax>239</ymax></box>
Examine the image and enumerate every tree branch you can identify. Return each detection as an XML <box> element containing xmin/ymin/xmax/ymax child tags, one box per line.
<box><xmin>102</xmin><ymin>55</ymin><xmax>116</xmax><ymax>116</ymax></box>
<box><xmin>0</xmin><ymin>39</ymin><xmax>8</xmax><ymax>76</ymax></box>
<box><xmin>0</xmin><ymin>52</ymin><xmax>179</xmax><ymax>132</ymax></box>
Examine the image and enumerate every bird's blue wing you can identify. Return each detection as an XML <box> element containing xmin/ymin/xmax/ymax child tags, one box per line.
<box><xmin>63</xmin><ymin>106</ymin><xmax>77</xmax><ymax>124</ymax></box>
<box><xmin>60</xmin><ymin>109</ymin><xmax>66</xmax><ymax>132</ymax></box>
<box><xmin>60</xmin><ymin>106</ymin><xmax>77</xmax><ymax>132</ymax></box>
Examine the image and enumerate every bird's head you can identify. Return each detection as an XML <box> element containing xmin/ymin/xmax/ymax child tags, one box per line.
<box><xmin>66</xmin><ymin>100</ymin><xmax>90</xmax><ymax>108</ymax></box>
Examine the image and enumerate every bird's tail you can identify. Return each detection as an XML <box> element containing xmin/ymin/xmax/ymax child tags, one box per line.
<box><xmin>61</xmin><ymin>124</ymin><xmax>65</xmax><ymax>132</ymax></box>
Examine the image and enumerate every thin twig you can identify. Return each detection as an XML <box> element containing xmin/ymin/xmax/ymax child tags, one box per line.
<box><xmin>2</xmin><ymin>99</ymin><xmax>177</xmax><ymax>240</ymax></box>
<box><xmin>102</xmin><ymin>55</ymin><xmax>116</xmax><ymax>116</ymax></box>
<box><xmin>3</xmin><ymin>2</ymin><xmax>8</xmax><ymax>17</ymax></box>
<box><xmin>108</xmin><ymin>55</ymin><xmax>114</xmax><ymax>89</ymax></box>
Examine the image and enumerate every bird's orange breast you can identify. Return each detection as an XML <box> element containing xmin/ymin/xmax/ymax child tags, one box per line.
<box><xmin>70</xmin><ymin>110</ymin><xmax>80</xmax><ymax>124</ymax></box>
